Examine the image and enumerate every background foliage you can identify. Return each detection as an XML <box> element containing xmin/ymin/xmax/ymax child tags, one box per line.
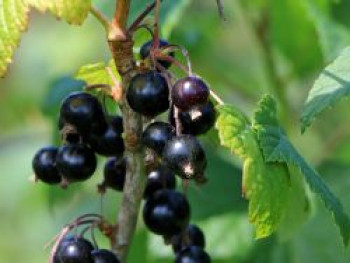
<box><xmin>1</xmin><ymin>0</ymin><xmax>350</xmax><ymax>262</ymax></box>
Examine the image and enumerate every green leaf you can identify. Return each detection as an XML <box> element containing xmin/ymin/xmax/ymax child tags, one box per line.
<box><xmin>0</xmin><ymin>0</ymin><xmax>30</xmax><ymax>77</ymax></box>
<box><xmin>254</xmin><ymin>95</ymin><xmax>350</xmax><ymax>246</ymax></box>
<box><xmin>301</xmin><ymin>46</ymin><xmax>350</xmax><ymax>133</ymax></box>
<box><xmin>27</xmin><ymin>0</ymin><xmax>91</xmax><ymax>25</ymax></box>
<box><xmin>216</xmin><ymin>105</ymin><xmax>290</xmax><ymax>238</ymax></box>
<box><xmin>75</xmin><ymin>60</ymin><xmax>119</xmax><ymax>86</ymax></box>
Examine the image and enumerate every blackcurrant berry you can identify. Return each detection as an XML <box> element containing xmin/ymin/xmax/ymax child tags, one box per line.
<box><xmin>60</xmin><ymin>92</ymin><xmax>107</xmax><ymax>135</ymax></box>
<box><xmin>143</xmin><ymin>189</ymin><xmax>190</xmax><ymax>236</ymax></box>
<box><xmin>140</xmin><ymin>39</ymin><xmax>175</xmax><ymax>69</ymax></box>
<box><xmin>55</xmin><ymin>236</ymin><xmax>94</xmax><ymax>263</ymax></box>
<box><xmin>172</xmin><ymin>224</ymin><xmax>205</xmax><ymax>253</ymax></box>
<box><xmin>175</xmin><ymin>246</ymin><xmax>211</xmax><ymax>263</ymax></box>
<box><xmin>172</xmin><ymin>76</ymin><xmax>210</xmax><ymax>111</ymax></box>
<box><xmin>88</xmin><ymin>116</ymin><xmax>124</xmax><ymax>157</ymax></box>
<box><xmin>142</xmin><ymin>122</ymin><xmax>175</xmax><ymax>155</ymax></box>
<box><xmin>32</xmin><ymin>146</ymin><xmax>61</xmax><ymax>184</ymax></box>
<box><xmin>99</xmin><ymin>157</ymin><xmax>126</xmax><ymax>192</ymax></box>
<box><xmin>170</xmin><ymin>101</ymin><xmax>216</xmax><ymax>135</ymax></box>
<box><xmin>162</xmin><ymin>135</ymin><xmax>207</xmax><ymax>179</ymax></box>
<box><xmin>91</xmin><ymin>249</ymin><xmax>120</xmax><ymax>263</ymax></box>
<box><xmin>144</xmin><ymin>165</ymin><xmax>176</xmax><ymax>199</ymax></box>
<box><xmin>126</xmin><ymin>71</ymin><xmax>169</xmax><ymax>116</ymax></box>
<box><xmin>56</xmin><ymin>144</ymin><xmax>97</xmax><ymax>183</ymax></box>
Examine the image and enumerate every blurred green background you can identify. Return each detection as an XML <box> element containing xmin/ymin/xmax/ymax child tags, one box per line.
<box><xmin>1</xmin><ymin>0</ymin><xmax>350</xmax><ymax>262</ymax></box>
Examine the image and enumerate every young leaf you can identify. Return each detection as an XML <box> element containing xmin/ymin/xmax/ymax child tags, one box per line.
<box><xmin>216</xmin><ymin>105</ymin><xmax>290</xmax><ymax>238</ymax></box>
<box><xmin>254</xmin><ymin>95</ymin><xmax>350</xmax><ymax>246</ymax></box>
<box><xmin>27</xmin><ymin>0</ymin><xmax>91</xmax><ymax>25</ymax></box>
<box><xmin>0</xmin><ymin>0</ymin><xmax>30</xmax><ymax>77</ymax></box>
<box><xmin>75</xmin><ymin>60</ymin><xmax>119</xmax><ymax>86</ymax></box>
<box><xmin>301</xmin><ymin>47</ymin><xmax>350</xmax><ymax>133</ymax></box>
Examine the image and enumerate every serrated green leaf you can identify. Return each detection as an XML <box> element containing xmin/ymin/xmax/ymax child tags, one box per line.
<box><xmin>216</xmin><ymin>105</ymin><xmax>289</xmax><ymax>238</ymax></box>
<box><xmin>301</xmin><ymin>46</ymin><xmax>350</xmax><ymax>133</ymax></box>
<box><xmin>75</xmin><ymin>60</ymin><xmax>119</xmax><ymax>86</ymax></box>
<box><xmin>254</xmin><ymin>95</ymin><xmax>350</xmax><ymax>246</ymax></box>
<box><xmin>27</xmin><ymin>0</ymin><xmax>91</xmax><ymax>25</ymax></box>
<box><xmin>0</xmin><ymin>0</ymin><xmax>29</xmax><ymax>77</ymax></box>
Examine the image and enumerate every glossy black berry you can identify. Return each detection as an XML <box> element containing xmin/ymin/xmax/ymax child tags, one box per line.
<box><xmin>56</xmin><ymin>144</ymin><xmax>97</xmax><ymax>182</ymax></box>
<box><xmin>126</xmin><ymin>71</ymin><xmax>169</xmax><ymax>116</ymax></box>
<box><xmin>162</xmin><ymin>135</ymin><xmax>207</xmax><ymax>179</ymax></box>
<box><xmin>142</xmin><ymin>122</ymin><xmax>175</xmax><ymax>155</ymax></box>
<box><xmin>170</xmin><ymin>101</ymin><xmax>216</xmax><ymax>135</ymax></box>
<box><xmin>32</xmin><ymin>146</ymin><xmax>61</xmax><ymax>184</ymax></box>
<box><xmin>172</xmin><ymin>76</ymin><xmax>210</xmax><ymax>111</ymax></box>
<box><xmin>144</xmin><ymin>165</ymin><xmax>176</xmax><ymax>199</ymax></box>
<box><xmin>60</xmin><ymin>92</ymin><xmax>107</xmax><ymax>135</ymax></box>
<box><xmin>88</xmin><ymin>116</ymin><xmax>124</xmax><ymax>157</ymax></box>
<box><xmin>172</xmin><ymin>224</ymin><xmax>205</xmax><ymax>253</ymax></box>
<box><xmin>143</xmin><ymin>189</ymin><xmax>190</xmax><ymax>236</ymax></box>
<box><xmin>99</xmin><ymin>157</ymin><xmax>126</xmax><ymax>192</ymax></box>
<box><xmin>175</xmin><ymin>246</ymin><xmax>211</xmax><ymax>263</ymax></box>
<box><xmin>55</xmin><ymin>236</ymin><xmax>94</xmax><ymax>263</ymax></box>
<box><xmin>91</xmin><ymin>249</ymin><xmax>120</xmax><ymax>263</ymax></box>
<box><xmin>140</xmin><ymin>39</ymin><xmax>175</xmax><ymax>69</ymax></box>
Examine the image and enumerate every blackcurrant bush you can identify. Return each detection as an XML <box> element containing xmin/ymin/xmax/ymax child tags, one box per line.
<box><xmin>99</xmin><ymin>157</ymin><xmax>126</xmax><ymax>192</ymax></box>
<box><xmin>171</xmin><ymin>76</ymin><xmax>210</xmax><ymax>111</ymax></box>
<box><xmin>126</xmin><ymin>71</ymin><xmax>169</xmax><ymax>116</ymax></box>
<box><xmin>142</xmin><ymin>122</ymin><xmax>175</xmax><ymax>155</ymax></box>
<box><xmin>172</xmin><ymin>224</ymin><xmax>205</xmax><ymax>253</ymax></box>
<box><xmin>144</xmin><ymin>165</ymin><xmax>176</xmax><ymax>199</ymax></box>
<box><xmin>60</xmin><ymin>92</ymin><xmax>107</xmax><ymax>135</ymax></box>
<box><xmin>143</xmin><ymin>189</ymin><xmax>190</xmax><ymax>236</ymax></box>
<box><xmin>140</xmin><ymin>39</ymin><xmax>175</xmax><ymax>69</ymax></box>
<box><xmin>162</xmin><ymin>135</ymin><xmax>207</xmax><ymax>179</ymax></box>
<box><xmin>32</xmin><ymin>146</ymin><xmax>61</xmax><ymax>184</ymax></box>
<box><xmin>175</xmin><ymin>246</ymin><xmax>211</xmax><ymax>263</ymax></box>
<box><xmin>170</xmin><ymin>101</ymin><xmax>216</xmax><ymax>135</ymax></box>
<box><xmin>56</xmin><ymin>144</ymin><xmax>97</xmax><ymax>183</ymax></box>
<box><xmin>87</xmin><ymin>116</ymin><xmax>124</xmax><ymax>157</ymax></box>
<box><xmin>55</xmin><ymin>236</ymin><xmax>94</xmax><ymax>263</ymax></box>
<box><xmin>91</xmin><ymin>249</ymin><xmax>120</xmax><ymax>263</ymax></box>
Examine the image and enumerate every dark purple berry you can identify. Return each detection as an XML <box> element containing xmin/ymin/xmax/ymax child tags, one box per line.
<box><xmin>55</xmin><ymin>236</ymin><xmax>94</xmax><ymax>263</ymax></box>
<box><xmin>142</xmin><ymin>122</ymin><xmax>175</xmax><ymax>155</ymax></box>
<box><xmin>126</xmin><ymin>71</ymin><xmax>169</xmax><ymax>116</ymax></box>
<box><xmin>56</xmin><ymin>144</ymin><xmax>97</xmax><ymax>182</ymax></box>
<box><xmin>91</xmin><ymin>249</ymin><xmax>120</xmax><ymax>263</ymax></box>
<box><xmin>172</xmin><ymin>76</ymin><xmax>210</xmax><ymax>111</ymax></box>
<box><xmin>140</xmin><ymin>39</ymin><xmax>175</xmax><ymax>69</ymax></box>
<box><xmin>99</xmin><ymin>157</ymin><xmax>126</xmax><ymax>192</ymax></box>
<box><xmin>175</xmin><ymin>246</ymin><xmax>211</xmax><ymax>263</ymax></box>
<box><xmin>172</xmin><ymin>224</ymin><xmax>205</xmax><ymax>253</ymax></box>
<box><xmin>32</xmin><ymin>146</ymin><xmax>61</xmax><ymax>184</ymax></box>
<box><xmin>162</xmin><ymin>135</ymin><xmax>207</xmax><ymax>179</ymax></box>
<box><xmin>144</xmin><ymin>165</ymin><xmax>176</xmax><ymax>199</ymax></box>
<box><xmin>143</xmin><ymin>189</ymin><xmax>190</xmax><ymax>236</ymax></box>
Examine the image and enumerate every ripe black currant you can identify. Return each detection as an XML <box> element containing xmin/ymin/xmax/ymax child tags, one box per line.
<box><xmin>60</xmin><ymin>92</ymin><xmax>107</xmax><ymax>135</ymax></box>
<box><xmin>170</xmin><ymin>101</ymin><xmax>216</xmax><ymax>135</ymax></box>
<box><xmin>56</xmin><ymin>144</ymin><xmax>97</xmax><ymax>183</ymax></box>
<box><xmin>32</xmin><ymin>146</ymin><xmax>61</xmax><ymax>184</ymax></box>
<box><xmin>91</xmin><ymin>249</ymin><xmax>120</xmax><ymax>263</ymax></box>
<box><xmin>140</xmin><ymin>39</ymin><xmax>175</xmax><ymax>69</ymax></box>
<box><xmin>144</xmin><ymin>165</ymin><xmax>176</xmax><ymax>199</ymax></box>
<box><xmin>162</xmin><ymin>135</ymin><xmax>207</xmax><ymax>179</ymax></box>
<box><xmin>126</xmin><ymin>71</ymin><xmax>169</xmax><ymax>116</ymax></box>
<box><xmin>99</xmin><ymin>157</ymin><xmax>126</xmax><ymax>192</ymax></box>
<box><xmin>143</xmin><ymin>189</ymin><xmax>190</xmax><ymax>236</ymax></box>
<box><xmin>171</xmin><ymin>76</ymin><xmax>210</xmax><ymax>111</ymax></box>
<box><xmin>172</xmin><ymin>224</ymin><xmax>205</xmax><ymax>253</ymax></box>
<box><xmin>175</xmin><ymin>246</ymin><xmax>211</xmax><ymax>263</ymax></box>
<box><xmin>87</xmin><ymin>115</ymin><xmax>125</xmax><ymax>157</ymax></box>
<box><xmin>142</xmin><ymin>122</ymin><xmax>175</xmax><ymax>155</ymax></box>
<box><xmin>55</xmin><ymin>236</ymin><xmax>94</xmax><ymax>263</ymax></box>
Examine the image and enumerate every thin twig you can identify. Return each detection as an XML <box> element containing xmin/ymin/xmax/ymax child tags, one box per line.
<box><xmin>216</xmin><ymin>0</ymin><xmax>227</xmax><ymax>21</ymax></box>
<box><xmin>210</xmin><ymin>89</ymin><xmax>225</xmax><ymax>105</ymax></box>
<box><xmin>90</xmin><ymin>6</ymin><xmax>110</xmax><ymax>32</ymax></box>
